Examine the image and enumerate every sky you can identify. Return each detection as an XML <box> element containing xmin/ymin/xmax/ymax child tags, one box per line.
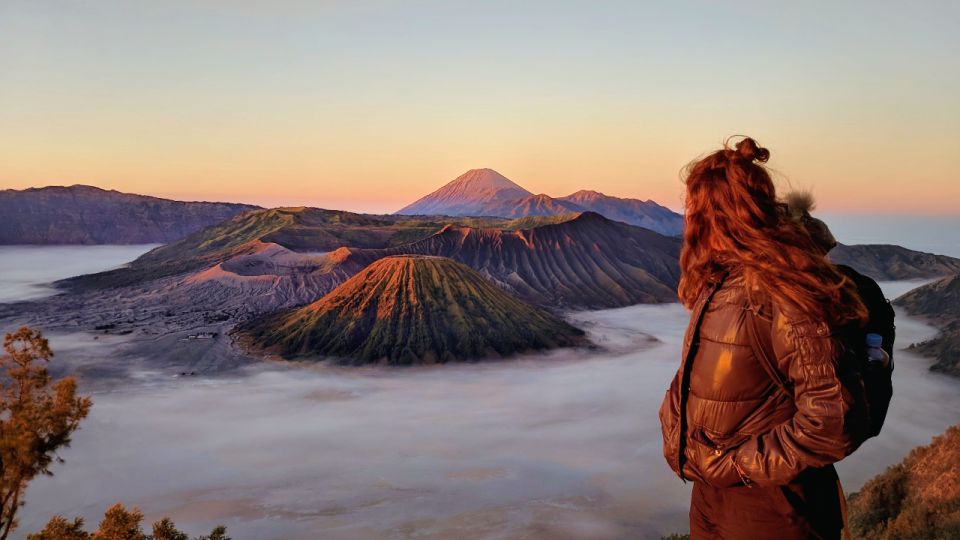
<box><xmin>1</xmin><ymin>0</ymin><xmax>958</xmax><ymax>214</ymax></box>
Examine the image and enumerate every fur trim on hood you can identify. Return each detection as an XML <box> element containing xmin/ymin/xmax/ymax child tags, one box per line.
<box><xmin>783</xmin><ymin>190</ymin><xmax>816</xmax><ymax>220</ymax></box>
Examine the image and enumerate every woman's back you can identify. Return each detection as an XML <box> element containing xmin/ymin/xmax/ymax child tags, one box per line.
<box><xmin>660</xmin><ymin>136</ymin><xmax>875</xmax><ymax>539</ymax></box>
<box><xmin>683</xmin><ymin>272</ymin><xmax>791</xmax><ymax>444</ymax></box>
<box><xmin>661</xmin><ymin>267</ymin><xmax>869</xmax><ymax>539</ymax></box>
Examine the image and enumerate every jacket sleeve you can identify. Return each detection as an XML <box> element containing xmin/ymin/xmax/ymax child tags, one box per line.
<box><xmin>730</xmin><ymin>304</ymin><xmax>871</xmax><ymax>487</ymax></box>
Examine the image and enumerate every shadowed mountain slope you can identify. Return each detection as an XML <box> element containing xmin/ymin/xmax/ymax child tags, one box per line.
<box><xmin>829</xmin><ymin>243</ymin><xmax>960</xmax><ymax>280</ymax></box>
<box><xmin>56</xmin><ymin>208</ymin><xmax>681</xmax><ymax>311</ymax></box>
<box><xmin>895</xmin><ymin>273</ymin><xmax>960</xmax><ymax>376</ymax></box>
<box><xmin>55</xmin><ymin>207</ymin><xmax>581</xmax><ymax>292</ymax></box>
<box><xmin>476</xmin><ymin>193</ymin><xmax>588</xmax><ymax>218</ymax></box>
<box><xmin>21</xmin><ymin>203</ymin><xmax>960</xmax><ymax>346</ymax></box>
<box><xmin>55</xmin><ymin>207</ymin><xmax>450</xmax><ymax>291</ymax></box>
<box><xmin>0</xmin><ymin>185</ymin><xmax>257</xmax><ymax>244</ymax></box>
<box><xmin>896</xmin><ymin>273</ymin><xmax>960</xmax><ymax>320</ymax></box>
<box><xmin>558</xmin><ymin>190</ymin><xmax>684</xmax><ymax>236</ymax></box>
<box><xmin>847</xmin><ymin>424</ymin><xmax>960</xmax><ymax>539</ymax></box>
<box><xmin>237</xmin><ymin>255</ymin><xmax>585</xmax><ymax>364</ymax></box>
<box><xmin>329</xmin><ymin>212</ymin><xmax>682</xmax><ymax>308</ymax></box>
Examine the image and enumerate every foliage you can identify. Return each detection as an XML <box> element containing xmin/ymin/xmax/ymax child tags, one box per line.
<box><xmin>92</xmin><ymin>505</ymin><xmax>146</xmax><ymax>540</ymax></box>
<box><xmin>29</xmin><ymin>504</ymin><xmax>229</xmax><ymax>540</ymax></box>
<box><xmin>0</xmin><ymin>327</ymin><xmax>92</xmax><ymax>540</ymax></box>
<box><xmin>847</xmin><ymin>424</ymin><xmax>960</xmax><ymax>539</ymax></box>
<box><xmin>26</xmin><ymin>516</ymin><xmax>89</xmax><ymax>540</ymax></box>
<box><xmin>151</xmin><ymin>518</ymin><xmax>188</xmax><ymax>540</ymax></box>
<box><xmin>195</xmin><ymin>526</ymin><xmax>229</xmax><ymax>540</ymax></box>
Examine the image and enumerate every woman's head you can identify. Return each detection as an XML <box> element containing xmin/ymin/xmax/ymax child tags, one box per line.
<box><xmin>678</xmin><ymin>136</ymin><xmax>866</xmax><ymax>326</ymax></box>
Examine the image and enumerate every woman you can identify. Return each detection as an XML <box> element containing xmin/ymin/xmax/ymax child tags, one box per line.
<box><xmin>659</xmin><ymin>137</ymin><xmax>872</xmax><ymax>539</ymax></box>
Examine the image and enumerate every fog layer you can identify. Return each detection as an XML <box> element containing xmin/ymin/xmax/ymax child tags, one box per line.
<box><xmin>0</xmin><ymin>244</ymin><xmax>158</xmax><ymax>303</ymax></box>
<box><xmin>16</xmin><ymin>281</ymin><xmax>960</xmax><ymax>539</ymax></box>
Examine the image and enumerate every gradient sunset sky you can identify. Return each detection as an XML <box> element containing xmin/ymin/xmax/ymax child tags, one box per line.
<box><xmin>1</xmin><ymin>1</ymin><xmax>957</xmax><ymax>214</ymax></box>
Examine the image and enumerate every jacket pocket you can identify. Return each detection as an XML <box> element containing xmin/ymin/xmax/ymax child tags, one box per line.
<box><xmin>690</xmin><ymin>427</ymin><xmax>751</xmax><ymax>455</ymax></box>
<box><xmin>686</xmin><ymin>427</ymin><xmax>751</xmax><ymax>487</ymax></box>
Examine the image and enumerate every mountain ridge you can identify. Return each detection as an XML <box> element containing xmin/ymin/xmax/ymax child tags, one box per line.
<box><xmin>0</xmin><ymin>184</ymin><xmax>259</xmax><ymax>245</ymax></box>
<box><xmin>829</xmin><ymin>243</ymin><xmax>960</xmax><ymax>280</ymax></box>
<box><xmin>894</xmin><ymin>273</ymin><xmax>960</xmax><ymax>376</ymax></box>
<box><xmin>53</xmin><ymin>208</ymin><xmax>585</xmax><ymax>292</ymax></box>
<box><xmin>324</xmin><ymin>211</ymin><xmax>682</xmax><ymax>308</ymax></box>
<box><xmin>394</xmin><ymin>168</ymin><xmax>684</xmax><ymax>236</ymax></box>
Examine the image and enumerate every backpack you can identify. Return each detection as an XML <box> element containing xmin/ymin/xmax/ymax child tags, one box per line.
<box><xmin>745</xmin><ymin>264</ymin><xmax>895</xmax><ymax>439</ymax></box>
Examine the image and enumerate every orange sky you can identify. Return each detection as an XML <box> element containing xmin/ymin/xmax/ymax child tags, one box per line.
<box><xmin>1</xmin><ymin>1</ymin><xmax>957</xmax><ymax>215</ymax></box>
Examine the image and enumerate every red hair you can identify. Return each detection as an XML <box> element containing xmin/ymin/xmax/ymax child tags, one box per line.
<box><xmin>678</xmin><ymin>137</ymin><xmax>867</xmax><ymax>326</ymax></box>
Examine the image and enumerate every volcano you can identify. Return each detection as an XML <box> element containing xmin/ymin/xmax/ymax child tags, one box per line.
<box><xmin>238</xmin><ymin>255</ymin><xmax>585</xmax><ymax>364</ymax></box>
<box><xmin>395</xmin><ymin>168</ymin><xmax>684</xmax><ymax>236</ymax></box>
<box><xmin>329</xmin><ymin>211</ymin><xmax>682</xmax><ymax>308</ymax></box>
<box><xmin>395</xmin><ymin>168</ymin><xmax>532</xmax><ymax>216</ymax></box>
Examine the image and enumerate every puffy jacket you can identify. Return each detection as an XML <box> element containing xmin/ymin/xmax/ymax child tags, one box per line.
<box><xmin>659</xmin><ymin>269</ymin><xmax>871</xmax><ymax>488</ymax></box>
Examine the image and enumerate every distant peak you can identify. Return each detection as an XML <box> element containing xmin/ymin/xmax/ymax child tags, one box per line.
<box><xmin>569</xmin><ymin>189</ymin><xmax>604</xmax><ymax>197</ymax></box>
<box><xmin>563</xmin><ymin>189</ymin><xmax>611</xmax><ymax>201</ymax></box>
<box><xmin>449</xmin><ymin>168</ymin><xmax>526</xmax><ymax>190</ymax></box>
<box><xmin>394</xmin><ymin>167</ymin><xmax>532</xmax><ymax>215</ymax></box>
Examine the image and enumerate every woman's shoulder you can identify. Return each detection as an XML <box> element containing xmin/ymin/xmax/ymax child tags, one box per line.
<box><xmin>713</xmin><ymin>271</ymin><xmax>750</xmax><ymax>307</ymax></box>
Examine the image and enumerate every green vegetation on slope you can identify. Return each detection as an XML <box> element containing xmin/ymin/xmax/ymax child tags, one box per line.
<box><xmin>238</xmin><ymin>255</ymin><xmax>586</xmax><ymax>365</ymax></box>
<box><xmin>56</xmin><ymin>207</ymin><xmax>586</xmax><ymax>292</ymax></box>
<box><xmin>334</xmin><ymin>211</ymin><xmax>683</xmax><ymax>308</ymax></box>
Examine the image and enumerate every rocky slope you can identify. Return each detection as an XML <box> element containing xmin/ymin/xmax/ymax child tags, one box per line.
<box><xmin>54</xmin><ymin>207</ymin><xmax>576</xmax><ymax>292</ymax></box>
<box><xmin>847</xmin><ymin>424</ymin><xmax>960</xmax><ymax>539</ymax></box>
<box><xmin>55</xmin><ymin>207</ymin><xmax>449</xmax><ymax>291</ymax></box>
<box><xmin>829</xmin><ymin>243</ymin><xmax>960</xmax><ymax>280</ymax></box>
<box><xmin>395</xmin><ymin>169</ymin><xmax>684</xmax><ymax>236</ymax></box>
<box><xmin>476</xmin><ymin>193</ymin><xmax>587</xmax><ymax>218</ymax></box>
<box><xmin>0</xmin><ymin>211</ymin><xmax>678</xmax><ymax>346</ymax></box>
<box><xmin>237</xmin><ymin>255</ymin><xmax>585</xmax><ymax>364</ymax></box>
<box><xmin>0</xmin><ymin>185</ymin><xmax>257</xmax><ymax>244</ymax></box>
<box><xmin>894</xmin><ymin>274</ymin><xmax>960</xmax><ymax>376</ymax></box>
<box><xmin>328</xmin><ymin>212</ymin><xmax>682</xmax><ymax>308</ymax></box>
<box><xmin>10</xmin><ymin>203</ymin><xmax>960</xmax><ymax>362</ymax></box>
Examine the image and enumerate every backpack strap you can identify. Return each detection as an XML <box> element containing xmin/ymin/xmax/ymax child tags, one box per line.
<box><xmin>744</xmin><ymin>306</ymin><xmax>794</xmax><ymax>399</ymax></box>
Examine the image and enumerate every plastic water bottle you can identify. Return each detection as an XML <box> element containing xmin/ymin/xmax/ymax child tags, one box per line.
<box><xmin>866</xmin><ymin>333</ymin><xmax>890</xmax><ymax>368</ymax></box>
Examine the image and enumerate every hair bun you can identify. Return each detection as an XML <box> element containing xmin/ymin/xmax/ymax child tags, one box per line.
<box><xmin>734</xmin><ymin>137</ymin><xmax>770</xmax><ymax>163</ymax></box>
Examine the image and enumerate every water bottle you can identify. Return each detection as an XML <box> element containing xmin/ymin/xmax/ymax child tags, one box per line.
<box><xmin>866</xmin><ymin>333</ymin><xmax>890</xmax><ymax>369</ymax></box>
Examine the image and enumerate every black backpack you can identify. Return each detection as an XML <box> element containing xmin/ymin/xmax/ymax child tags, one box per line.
<box><xmin>745</xmin><ymin>264</ymin><xmax>895</xmax><ymax>439</ymax></box>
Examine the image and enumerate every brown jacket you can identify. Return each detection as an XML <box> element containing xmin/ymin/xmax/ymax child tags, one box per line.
<box><xmin>659</xmin><ymin>270</ymin><xmax>871</xmax><ymax>488</ymax></box>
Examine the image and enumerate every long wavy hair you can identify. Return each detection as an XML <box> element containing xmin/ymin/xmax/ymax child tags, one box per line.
<box><xmin>678</xmin><ymin>136</ymin><xmax>867</xmax><ymax>326</ymax></box>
